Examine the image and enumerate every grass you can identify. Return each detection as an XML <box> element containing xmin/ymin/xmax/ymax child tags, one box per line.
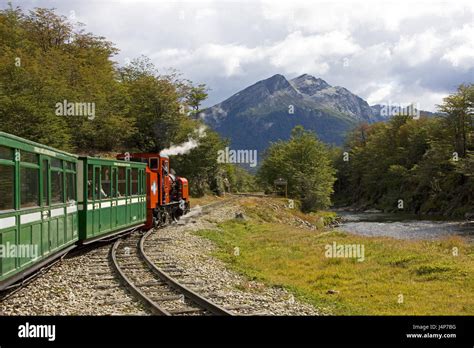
<box><xmin>194</xmin><ymin>197</ymin><xmax>474</xmax><ymax>315</ymax></box>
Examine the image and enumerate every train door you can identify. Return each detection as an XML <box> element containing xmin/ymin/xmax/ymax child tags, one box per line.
<box><xmin>126</xmin><ymin>167</ymin><xmax>131</xmax><ymax>224</ymax></box>
<box><xmin>99</xmin><ymin>166</ymin><xmax>112</xmax><ymax>233</ymax></box>
<box><xmin>40</xmin><ymin>157</ymin><xmax>51</xmax><ymax>255</ymax></box>
<box><xmin>92</xmin><ymin>165</ymin><xmax>101</xmax><ymax>236</ymax></box>
<box><xmin>50</xmin><ymin>159</ymin><xmax>65</xmax><ymax>249</ymax></box>
<box><xmin>116</xmin><ymin>166</ymin><xmax>127</xmax><ymax>226</ymax></box>
<box><xmin>111</xmin><ymin>167</ymin><xmax>118</xmax><ymax>229</ymax></box>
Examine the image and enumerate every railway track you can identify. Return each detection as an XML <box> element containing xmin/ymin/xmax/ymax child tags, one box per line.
<box><xmin>0</xmin><ymin>197</ymin><xmax>239</xmax><ymax>310</ymax></box>
<box><xmin>109</xmin><ymin>198</ymin><xmax>240</xmax><ymax>316</ymax></box>
<box><xmin>111</xmin><ymin>231</ymin><xmax>233</xmax><ymax>316</ymax></box>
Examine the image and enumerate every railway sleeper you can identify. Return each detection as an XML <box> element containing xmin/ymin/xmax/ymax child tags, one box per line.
<box><xmin>150</xmin><ymin>295</ymin><xmax>184</xmax><ymax>302</ymax></box>
<box><xmin>135</xmin><ymin>281</ymin><xmax>165</xmax><ymax>287</ymax></box>
<box><xmin>169</xmin><ymin>307</ymin><xmax>207</xmax><ymax>315</ymax></box>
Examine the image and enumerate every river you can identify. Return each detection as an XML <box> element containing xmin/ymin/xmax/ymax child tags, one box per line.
<box><xmin>335</xmin><ymin>211</ymin><xmax>474</xmax><ymax>242</ymax></box>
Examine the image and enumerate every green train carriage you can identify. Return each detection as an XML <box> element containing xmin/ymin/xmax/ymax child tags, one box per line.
<box><xmin>0</xmin><ymin>131</ymin><xmax>79</xmax><ymax>289</ymax></box>
<box><xmin>77</xmin><ymin>157</ymin><xmax>147</xmax><ymax>243</ymax></box>
<box><xmin>0</xmin><ymin>131</ymin><xmax>147</xmax><ymax>290</ymax></box>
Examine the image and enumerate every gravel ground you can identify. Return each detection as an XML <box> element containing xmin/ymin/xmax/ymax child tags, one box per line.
<box><xmin>144</xmin><ymin>200</ymin><xmax>323</xmax><ymax>315</ymax></box>
<box><xmin>0</xmin><ymin>244</ymin><xmax>147</xmax><ymax>315</ymax></box>
<box><xmin>0</xmin><ymin>198</ymin><xmax>323</xmax><ymax>315</ymax></box>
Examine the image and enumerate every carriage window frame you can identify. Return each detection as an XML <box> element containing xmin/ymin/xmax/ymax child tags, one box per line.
<box><xmin>19</xmin><ymin>152</ymin><xmax>40</xmax><ymax>209</ymax></box>
<box><xmin>87</xmin><ymin>164</ymin><xmax>93</xmax><ymax>201</ymax></box>
<box><xmin>20</xmin><ymin>151</ymin><xmax>38</xmax><ymax>164</ymax></box>
<box><xmin>50</xmin><ymin>160</ymin><xmax>64</xmax><ymax>206</ymax></box>
<box><xmin>130</xmin><ymin>168</ymin><xmax>139</xmax><ymax>196</ymax></box>
<box><xmin>117</xmin><ymin>166</ymin><xmax>127</xmax><ymax>198</ymax></box>
<box><xmin>64</xmin><ymin>161</ymin><xmax>77</xmax><ymax>204</ymax></box>
<box><xmin>0</xmin><ymin>153</ymin><xmax>15</xmax><ymax>212</ymax></box>
<box><xmin>100</xmin><ymin>166</ymin><xmax>111</xmax><ymax>200</ymax></box>
<box><xmin>0</xmin><ymin>146</ymin><xmax>13</xmax><ymax>161</ymax></box>
<box><xmin>111</xmin><ymin>167</ymin><xmax>117</xmax><ymax>198</ymax></box>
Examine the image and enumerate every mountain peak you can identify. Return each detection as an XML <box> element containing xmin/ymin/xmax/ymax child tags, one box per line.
<box><xmin>290</xmin><ymin>74</ymin><xmax>331</xmax><ymax>95</ymax></box>
<box><xmin>200</xmin><ymin>73</ymin><xmax>382</xmax><ymax>154</ymax></box>
<box><xmin>259</xmin><ymin>74</ymin><xmax>291</xmax><ymax>94</ymax></box>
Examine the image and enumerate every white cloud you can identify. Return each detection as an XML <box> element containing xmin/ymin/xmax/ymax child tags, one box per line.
<box><xmin>267</xmin><ymin>31</ymin><xmax>360</xmax><ymax>75</ymax></box>
<box><xmin>152</xmin><ymin>30</ymin><xmax>360</xmax><ymax>77</ymax></box>
<box><xmin>441</xmin><ymin>24</ymin><xmax>474</xmax><ymax>70</ymax></box>
<box><xmin>12</xmin><ymin>0</ymin><xmax>474</xmax><ymax>110</ymax></box>
<box><xmin>366</xmin><ymin>83</ymin><xmax>398</xmax><ymax>105</ymax></box>
<box><xmin>392</xmin><ymin>30</ymin><xmax>443</xmax><ymax>66</ymax></box>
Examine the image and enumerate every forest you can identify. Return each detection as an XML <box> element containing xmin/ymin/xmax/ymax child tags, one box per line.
<box><xmin>333</xmin><ymin>84</ymin><xmax>474</xmax><ymax>217</ymax></box>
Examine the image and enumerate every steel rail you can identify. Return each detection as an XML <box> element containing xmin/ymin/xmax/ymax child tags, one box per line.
<box><xmin>139</xmin><ymin>229</ymin><xmax>234</xmax><ymax>316</ymax></box>
<box><xmin>110</xmin><ymin>238</ymin><xmax>171</xmax><ymax>316</ymax></box>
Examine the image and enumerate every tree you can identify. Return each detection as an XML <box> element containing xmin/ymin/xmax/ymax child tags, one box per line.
<box><xmin>0</xmin><ymin>5</ymin><xmax>133</xmax><ymax>152</ymax></box>
<box><xmin>172</xmin><ymin>128</ymin><xmax>228</xmax><ymax>196</ymax></box>
<box><xmin>258</xmin><ymin>126</ymin><xmax>336</xmax><ymax>212</ymax></box>
<box><xmin>437</xmin><ymin>84</ymin><xmax>474</xmax><ymax>158</ymax></box>
<box><xmin>185</xmin><ymin>83</ymin><xmax>209</xmax><ymax>117</ymax></box>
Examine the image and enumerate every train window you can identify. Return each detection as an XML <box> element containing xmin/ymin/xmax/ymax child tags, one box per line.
<box><xmin>65</xmin><ymin>162</ymin><xmax>75</xmax><ymax>171</ymax></box>
<box><xmin>0</xmin><ymin>146</ymin><xmax>12</xmax><ymax>160</ymax></box>
<box><xmin>20</xmin><ymin>167</ymin><xmax>39</xmax><ymax>208</ymax></box>
<box><xmin>87</xmin><ymin>165</ymin><xmax>93</xmax><ymax>201</ymax></box>
<box><xmin>131</xmin><ymin>168</ymin><xmax>138</xmax><ymax>195</ymax></box>
<box><xmin>51</xmin><ymin>170</ymin><xmax>64</xmax><ymax>204</ymax></box>
<box><xmin>51</xmin><ymin>158</ymin><xmax>62</xmax><ymax>169</ymax></box>
<box><xmin>0</xmin><ymin>164</ymin><xmax>14</xmax><ymax>211</ymax></box>
<box><xmin>42</xmin><ymin>160</ymin><xmax>49</xmax><ymax>206</ymax></box>
<box><xmin>111</xmin><ymin>168</ymin><xmax>117</xmax><ymax>198</ymax></box>
<box><xmin>66</xmin><ymin>172</ymin><xmax>76</xmax><ymax>203</ymax></box>
<box><xmin>20</xmin><ymin>151</ymin><xmax>38</xmax><ymax>164</ymax></box>
<box><xmin>94</xmin><ymin>167</ymin><xmax>100</xmax><ymax>199</ymax></box>
<box><xmin>118</xmin><ymin>167</ymin><xmax>126</xmax><ymax>197</ymax></box>
<box><xmin>101</xmin><ymin>167</ymin><xmax>111</xmax><ymax>199</ymax></box>
<box><xmin>149</xmin><ymin>158</ymin><xmax>158</xmax><ymax>170</ymax></box>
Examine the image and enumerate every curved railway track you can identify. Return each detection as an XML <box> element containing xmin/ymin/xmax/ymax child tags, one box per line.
<box><xmin>111</xmin><ymin>231</ymin><xmax>233</xmax><ymax>316</ymax></box>
<box><xmin>0</xmin><ymin>197</ymin><xmax>240</xmax><ymax>308</ymax></box>
<box><xmin>109</xmin><ymin>198</ymin><xmax>239</xmax><ymax>316</ymax></box>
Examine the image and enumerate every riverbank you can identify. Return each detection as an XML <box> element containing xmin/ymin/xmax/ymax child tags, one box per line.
<box><xmin>337</xmin><ymin>210</ymin><xmax>473</xmax><ymax>242</ymax></box>
<box><xmin>195</xmin><ymin>197</ymin><xmax>474</xmax><ymax>315</ymax></box>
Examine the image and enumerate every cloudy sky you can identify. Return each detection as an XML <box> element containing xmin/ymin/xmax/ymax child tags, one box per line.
<box><xmin>9</xmin><ymin>0</ymin><xmax>474</xmax><ymax>110</ymax></box>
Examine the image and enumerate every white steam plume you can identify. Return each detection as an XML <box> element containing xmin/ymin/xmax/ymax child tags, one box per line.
<box><xmin>160</xmin><ymin>126</ymin><xmax>207</xmax><ymax>156</ymax></box>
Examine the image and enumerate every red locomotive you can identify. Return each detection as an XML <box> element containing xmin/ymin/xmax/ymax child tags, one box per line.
<box><xmin>116</xmin><ymin>153</ymin><xmax>190</xmax><ymax>228</ymax></box>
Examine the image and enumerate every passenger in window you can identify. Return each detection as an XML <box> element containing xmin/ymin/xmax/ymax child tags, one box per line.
<box><xmin>100</xmin><ymin>185</ymin><xmax>108</xmax><ymax>199</ymax></box>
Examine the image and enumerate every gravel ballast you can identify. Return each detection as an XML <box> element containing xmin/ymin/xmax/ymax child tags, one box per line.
<box><xmin>0</xmin><ymin>198</ymin><xmax>322</xmax><ymax>315</ymax></box>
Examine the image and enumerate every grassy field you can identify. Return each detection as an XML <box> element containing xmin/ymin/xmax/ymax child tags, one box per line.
<box><xmin>195</xmin><ymin>197</ymin><xmax>474</xmax><ymax>315</ymax></box>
